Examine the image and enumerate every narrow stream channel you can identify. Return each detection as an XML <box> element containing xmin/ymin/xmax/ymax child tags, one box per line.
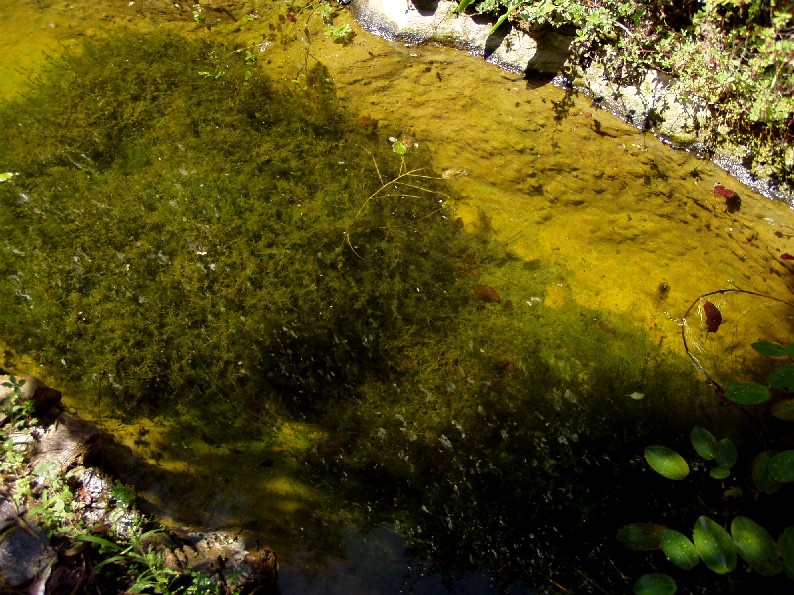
<box><xmin>2</xmin><ymin>1</ymin><xmax>793</xmax><ymax>593</ymax></box>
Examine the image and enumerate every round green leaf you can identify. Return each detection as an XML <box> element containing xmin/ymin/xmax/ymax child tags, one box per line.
<box><xmin>713</xmin><ymin>438</ymin><xmax>737</xmax><ymax>469</ymax></box>
<box><xmin>751</xmin><ymin>340</ymin><xmax>788</xmax><ymax>357</ymax></box>
<box><xmin>725</xmin><ymin>382</ymin><xmax>770</xmax><ymax>405</ymax></box>
<box><xmin>633</xmin><ymin>573</ymin><xmax>676</xmax><ymax>595</ymax></box>
<box><xmin>752</xmin><ymin>451</ymin><xmax>782</xmax><ymax>494</ymax></box>
<box><xmin>644</xmin><ymin>446</ymin><xmax>690</xmax><ymax>480</ymax></box>
<box><xmin>731</xmin><ymin>516</ymin><xmax>782</xmax><ymax>576</ymax></box>
<box><xmin>768</xmin><ymin>365</ymin><xmax>794</xmax><ymax>392</ymax></box>
<box><xmin>690</xmin><ymin>426</ymin><xmax>717</xmax><ymax>461</ymax></box>
<box><xmin>779</xmin><ymin>527</ymin><xmax>794</xmax><ymax>579</ymax></box>
<box><xmin>693</xmin><ymin>516</ymin><xmax>737</xmax><ymax>574</ymax></box>
<box><xmin>617</xmin><ymin>523</ymin><xmax>667</xmax><ymax>551</ymax></box>
<box><xmin>710</xmin><ymin>466</ymin><xmax>730</xmax><ymax>480</ymax></box>
<box><xmin>660</xmin><ymin>529</ymin><xmax>699</xmax><ymax>570</ymax></box>
<box><xmin>769</xmin><ymin>450</ymin><xmax>794</xmax><ymax>483</ymax></box>
<box><xmin>771</xmin><ymin>399</ymin><xmax>794</xmax><ymax>421</ymax></box>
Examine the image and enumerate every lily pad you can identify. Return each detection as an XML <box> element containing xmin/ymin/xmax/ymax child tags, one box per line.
<box><xmin>633</xmin><ymin>573</ymin><xmax>676</xmax><ymax>595</ymax></box>
<box><xmin>644</xmin><ymin>446</ymin><xmax>690</xmax><ymax>480</ymax></box>
<box><xmin>771</xmin><ymin>399</ymin><xmax>794</xmax><ymax>421</ymax></box>
<box><xmin>709</xmin><ymin>466</ymin><xmax>731</xmax><ymax>480</ymax></box>
<box><xmin>752</xmin><ymin>451</ymin><xmax>782</xmax><ymax>494</ymax></box>
<box><xmin>713</xmin><ymin>438</ymin><xmax>737</xmax><ymax>469</ymax></box>
<box><xmin>731</xmin><ymin>516</ymin><xmax>782</xmax><ymax>576</ymax></box>
<box><xmin>751</xmin><ymin>340</ymin><xmax>788</xmax><ymax>357</ymax></box>
<box><xmin>769</xmin><ymin>450</ymin><xmax>794</xmax><ymax>483</ymax></box>
<box><xmin>690</xmin><ymin>426</ymin><xmax>717</xmax><ymax>461</ymax></box>
<box><xmin>660</xmin><ymin>529</ymin><xmax>699</xmax><ymax>570</ymax></box>
<box><xmin>724</xmin><ymin>382</ymin><xmax>770</xmax><ymax>405</ymax></box>
<box><xmin>693</xmin><ymin>515</ymin><xmax>737</xmax><ymax>574</ymax></box>
<box><xmin>768</xmin><ymin>365</ymin><xmax>794</xmax><ymax>392</ymax></box>
<box><xmin>617</xmin><ymin>523</ymin><xmax>667</xmax><ymax>551</ymax></box>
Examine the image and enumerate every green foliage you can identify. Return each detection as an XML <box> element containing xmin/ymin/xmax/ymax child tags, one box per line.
<box><xmin>725</xmin><ymin>341</ymin><xmax>794</xmax><ymax>417</ymax></box>
<box><xmin>617</xmin><ymin>523</ymin><xmax>667</xmax><ymax>551</ymax></box>
<box><xmin>731</xmin><ymin>516</ymin><xmax>783</xmax><ymax>576</ymax></box>
<box><xmin>725</xmin><ymin>382</ymin><xmax>771</xmax><ymax>405</ymax></box>
<box><xmin>660</xmin><ymin>529</ymin><xmax>699</xmax><ymax>570</ymax></box>
<box><xmin>693</xmin><ymin>515</ymin><xmax>737</xmax><ymax>574</ymax></box>
<box><xmin>768</xmin><ymin>450</ymin><xmax>794</xmax><ymax>483</ymax></box>
<box><xmin>632</xmin><ymin>572</ymin><xmax>676</xmax><ymax>595</ymax></box>
<box><xmin>621</xmin><ymin>335</ymin><xmax>794</xmax><ymax>590</ymax></box>
<box><xmin>0</xmin><ymin>32</ymin><xmax>471</xmax><ymax>416</ymax></box>
<box><xmin>644</xmin><ymin>445</ymin><xmax>689</xmax><ymax>480</ymax></box>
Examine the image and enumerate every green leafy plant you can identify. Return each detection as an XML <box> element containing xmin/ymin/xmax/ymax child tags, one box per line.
<box><xmin>1</xmin><ymin>374</ymin><xmax>34</xmax><ymax>430</ymax></box>
<box><xmin>620</xmin><ymin>333</ymin><xmax>794</xmax><ymax>591</ymax></box>
<box><xmin>79</xmin><ymin>525</ymin><xmax>223</xmax><ymax>594</ymax></box>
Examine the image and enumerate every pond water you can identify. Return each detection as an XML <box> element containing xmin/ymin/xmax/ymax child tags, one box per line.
<box><xmin>2</xmin><ymin>1</ymin><xmax>794</xmax><ymax>593</ymax></box>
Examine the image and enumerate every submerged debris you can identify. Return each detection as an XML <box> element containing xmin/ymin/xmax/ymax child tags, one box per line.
<box><xmin>703</xmin><ymin>301</ymin><xmax>722</xmax><ymax>333</ymax></box>
<box><xmin>473</xmin><ymin>283</ymin><xmax>501</xmax><ymax>303</ymax></box>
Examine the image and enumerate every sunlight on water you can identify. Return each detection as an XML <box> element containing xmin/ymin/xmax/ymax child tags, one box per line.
<box><xmin>2</xmin><ymin>1</ymin><xmax>794</xmax><ymax>593</ymax></box>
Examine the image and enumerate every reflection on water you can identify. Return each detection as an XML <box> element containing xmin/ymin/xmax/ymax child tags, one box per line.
<box><xmin>2</xmin><ymin>1</ymin><xmax>794</xmax><ymax>593</ymax></box>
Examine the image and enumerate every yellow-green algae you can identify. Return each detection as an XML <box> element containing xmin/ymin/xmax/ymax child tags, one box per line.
<box><xmin>1</xmin><ymin>1</ymin><xmax>794</xmax><ymax>591</ymax></box>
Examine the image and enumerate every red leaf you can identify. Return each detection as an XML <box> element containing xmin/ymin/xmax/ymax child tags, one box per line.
<box><xmin>703</xmin><ymin>301</ymin><xmax>722</xmax><ymax>333</ymax></box>
<box><xmin>713</xmin><ymin>184</ymin><xmax>738</xmax><ymax>199</ymax></box>
<box><xmin>286</xmin><ymin>12</ymin><xmax>297</xmax><ymax>22</ymax></box>
<box><xmin>781</xmin><ymin>253</ymin><xmax>794</xmax><ymax>260</ymax></box>
<box><xmin>584</xmin><ymin>112</ymin><xmax>592</xmax><ymax>118</ymax></box>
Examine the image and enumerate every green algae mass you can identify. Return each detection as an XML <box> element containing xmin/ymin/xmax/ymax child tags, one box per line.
<box><xmin>0</xmin><ymin>31</ymin><xmax>471</xmax><ymax>413</ymax></box>
<box><xmin>0</xmin><ymin>29</ymin><xmax>735</xmax><ymax>590</ymax></box>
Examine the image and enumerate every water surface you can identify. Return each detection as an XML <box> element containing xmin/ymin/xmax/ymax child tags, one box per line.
<box><xmin>2</xmin><ymin>1</ymin><xmax>793</xmax><ymax>593</ymax></box>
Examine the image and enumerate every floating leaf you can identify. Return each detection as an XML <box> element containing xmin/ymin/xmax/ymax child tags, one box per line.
<box><xmin>690</xmin><ymin>426</ymin><xmax>717</xmax><ymax>460</ymax></box>
<box><xmin>660</xmin><ymin>529</ymin><xmax>699</xmax><ymax>570</ymax></box>
<box><xmin>768</xmin><ymin>365</ymin><xmax>794</xmax><ymax>392</ymax></box>
<box><xmin>633</xmin><ymin>573</ymin><xmax>676</xmax><ymax>595</ymax></box>
<box><xmin>693</xmin><ymin>516</ymin><xmax>737</xmax><ymax>574</ymax></box>
<box><xmin>779</xmin><ymin>527</ymin><xmax>794</xmax><ymax>579</ymax></box>
<box><xmin>392</xmin><ymin>140</ymin><xmax>407</xmax><ymax>155</ymax></box>
<box><xmin>710</xmin><ymin>466</ymin><xmax>731</xmax><ymax>480</ymax></box>
<box><xmin>731</xmin><ymin>516</ymin><xmax>782</xmax><ymax>576</ymax></box>
<box><xmin>644</xmin><ymin>446</ymin><xmax>690</xmax><ymax>480</ymax></box>
<box><xmin>713</xmin><ymin>439</ymin><xmax>737</xmax><ymax>469</ymax></box>
<box><xmin>751</xmin><ymin>340</ymin><xmax>788</xmax><ymax>357</ymax></box>
<box><xmin>752</xmin><ymin>451</ymin><xmax>782</xmax><ymax>494</ymax></box>
<box><xmin>769</xmin><ymin>450</ymin><xmax>794</xmax><ymax>482</ymax></box>
<box><xmin>724</xmin><ymin>382</ymin><xmax>770</xmax><ymax>405</ymax></box>
<box><xmin>771</xmin><ymin>399</ymin><xmax>794</xmax><ymax>421</ymax></box>
<box><xmin>617</xmin><ymin>523</ymin><xmax>667</xmax><ymax>551</ymax></box>
<box><xmin>713</xmin><ymin>438</ymin><xmax>737</xmax><ymax>468</ymax></box>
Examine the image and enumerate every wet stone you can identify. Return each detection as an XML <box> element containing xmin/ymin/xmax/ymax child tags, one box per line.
<box><xmin>32</xmin><ymin>411</ymin><xmax>101</xmax><ymax>473</ymax></box>
<box><xmin>0</xmin><ymin>524</ymin><xmax>56</xmax><ymax>589</ymax></box>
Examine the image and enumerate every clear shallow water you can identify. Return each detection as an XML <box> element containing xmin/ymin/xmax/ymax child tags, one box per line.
<box><xmin>2</xmin><ymin>1</ymin><xmax>794</xmax><ymax>593</ymax></box>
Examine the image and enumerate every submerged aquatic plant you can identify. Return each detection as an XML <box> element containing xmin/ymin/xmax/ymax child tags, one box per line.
<box><xmin>0</xmin><ymin>31</ymin><xmax>472</xmax><ymax>416</ymax></box>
